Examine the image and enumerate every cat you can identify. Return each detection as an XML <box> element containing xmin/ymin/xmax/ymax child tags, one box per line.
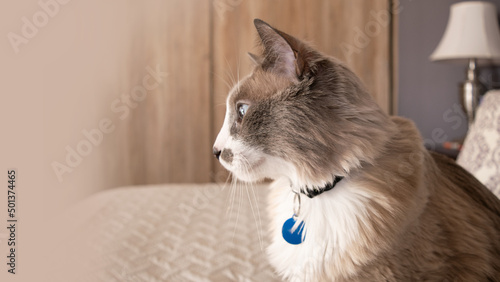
<box><xmin>213</xmin><ymin>19</ymin><xmax>500</xmax><ymax>281</ymax></box>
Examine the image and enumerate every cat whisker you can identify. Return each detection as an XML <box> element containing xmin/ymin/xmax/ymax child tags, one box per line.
<box><xmin>226</xmin><ymin>173</ymin><xmax>234</xmax><ymax>216</ymax></box>
<box><xmin>237</xmin><ymin>55</ymin><xmax>241</xmax><ymax>93</ymax></box>
<box><xmin>244</xmin><ymin>183</ymin><xmax>262</xmax><ymax>248</ymax></box>
<box><xmin>231</xmin><ymin>176</ymin><xmax>243</xmax><ymax>242</ymax></box>
<box><xmin>213</xmin><ymin>72</ymin><xmax>234</xmax><ymax>91</ymax></box>
<box><xmin>218</xmin><ymin>169</ymin><xmax>232</xmax><ymax>188</ymax></box>
<box><xmin>226</xmin><ymin>172</ymin><xmax>237</xmax><ymax>217</ymax></box>
<box><xmin>240</xmin><ymin>157</ymin><xmax>265</xmax><ymax>251</ymax></box>
<box><xmin>223</xmin><ymin>56</ymin><xmax>237</xmax><ymax>87</ymax></box>
<box><xmin>249</xmin><ymin>183</ymin><xmax>265</xmax><ymax>251</ymax></box>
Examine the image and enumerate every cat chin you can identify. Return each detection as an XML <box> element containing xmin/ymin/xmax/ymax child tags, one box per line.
<box><xmin>220</xmin><ymin>150</ymin><xmax>297</xmax><ymax>184</ymax></box>
<box><xmin>218</xmin><ymin>160</ymin><xmax>262</xmax><ymax>183</ymax></box>
<box><xmin>229</xmin><ymin>162</ymin><xmax>282</xmax><ymax>184</ymax></box>
<box><xmin>231</xmin><ymin>162</ymin><xmax>269</xmax><ymax>183</ymax></box>
<box><xmin>232</xmin><ymin>173</ymin><xmax>265</xmax><ymax>183</ymax></box>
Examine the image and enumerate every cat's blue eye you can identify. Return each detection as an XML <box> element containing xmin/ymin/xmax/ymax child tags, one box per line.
<box><xmin>237</xmin><ymin>104</ymin><xmax>249</xmax><ymax>120</ymax></box>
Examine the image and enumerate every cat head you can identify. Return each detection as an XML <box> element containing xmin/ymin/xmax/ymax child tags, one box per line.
<box><xmin>213</xmin><ymin>19</ymin><xmax>392</xmax><ymax>187</ymax></box>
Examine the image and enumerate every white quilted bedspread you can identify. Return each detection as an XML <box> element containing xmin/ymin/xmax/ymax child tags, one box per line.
<box><xmin>56</xmin><ymin>183</ymin><xmax>281</xmax><ymax>282</ymax></box>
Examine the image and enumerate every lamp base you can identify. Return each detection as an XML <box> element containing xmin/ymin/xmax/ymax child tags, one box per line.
<box><xmin>459</xmin><ymin>59</ymin><xmax>484</xmax><ymax>128</ymax></box>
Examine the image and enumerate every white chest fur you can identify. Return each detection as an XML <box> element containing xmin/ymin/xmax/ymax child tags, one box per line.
<box><xmin>266</xmin><ymin>178</ymin><xmax>387</xmax><ymax>281</ymax></box>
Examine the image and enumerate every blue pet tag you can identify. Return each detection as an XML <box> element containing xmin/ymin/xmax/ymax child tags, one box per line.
<box><xmin>282</xmin><ymin>216</ymin><xmax>306</xmax><ymax>245</ymax></box>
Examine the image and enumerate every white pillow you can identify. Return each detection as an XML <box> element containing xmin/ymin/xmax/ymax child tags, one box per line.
<box><xmin>457</xmin><ymin>90</ymin><xmax>500</xmax><ymax>198</ymax></box>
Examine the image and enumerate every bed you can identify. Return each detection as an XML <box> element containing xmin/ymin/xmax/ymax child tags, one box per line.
<box><xmin>56</xmin><ymin>183</ymin><xmax>281</xmax><ymax>281</ymax></box>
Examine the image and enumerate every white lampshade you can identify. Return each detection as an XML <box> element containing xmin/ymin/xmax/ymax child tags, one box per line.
<box><xmin>430</xmin><ymin>1</ymin><xmax>500</xmax><ymax>63</ymax></box>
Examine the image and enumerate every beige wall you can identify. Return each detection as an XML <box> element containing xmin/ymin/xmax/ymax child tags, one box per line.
<box><xmin>3</xmin><ymin>1</ymin><xmax>141</xmax><ymax>210</ymax></box>
<box><xmin>1</xmin><ymin>1</ymin><xmax>136</xmax><ymax>280</ymax></box>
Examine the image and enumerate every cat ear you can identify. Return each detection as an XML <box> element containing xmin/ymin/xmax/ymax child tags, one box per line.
<box><xmin>254</xmin><ymin>19</ymin><xmax>303</xmax><ymax>80</ymax></box>
<box><xmin>247</xmin><ymin>52</ymin><xmax>263</xmax><ymax>66</ymax></box>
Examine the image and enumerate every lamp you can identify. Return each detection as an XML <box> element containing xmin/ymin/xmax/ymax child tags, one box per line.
<box><xmin>430</xmin><ymin>1</ymin><xmax>500</xmax><ymax>127</ymax></box>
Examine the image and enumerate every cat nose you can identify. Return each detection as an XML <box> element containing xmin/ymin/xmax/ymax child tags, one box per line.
<box><xmin>213</xmin><ymin>147</ymin><xmax>221</xmax><ymax>160</ymax></box>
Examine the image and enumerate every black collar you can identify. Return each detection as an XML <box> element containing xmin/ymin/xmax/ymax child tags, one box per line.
<box><xmin>301</xmin><ymin>176</ymin><xmax>344</xmax><ymax>198</ymax></box>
